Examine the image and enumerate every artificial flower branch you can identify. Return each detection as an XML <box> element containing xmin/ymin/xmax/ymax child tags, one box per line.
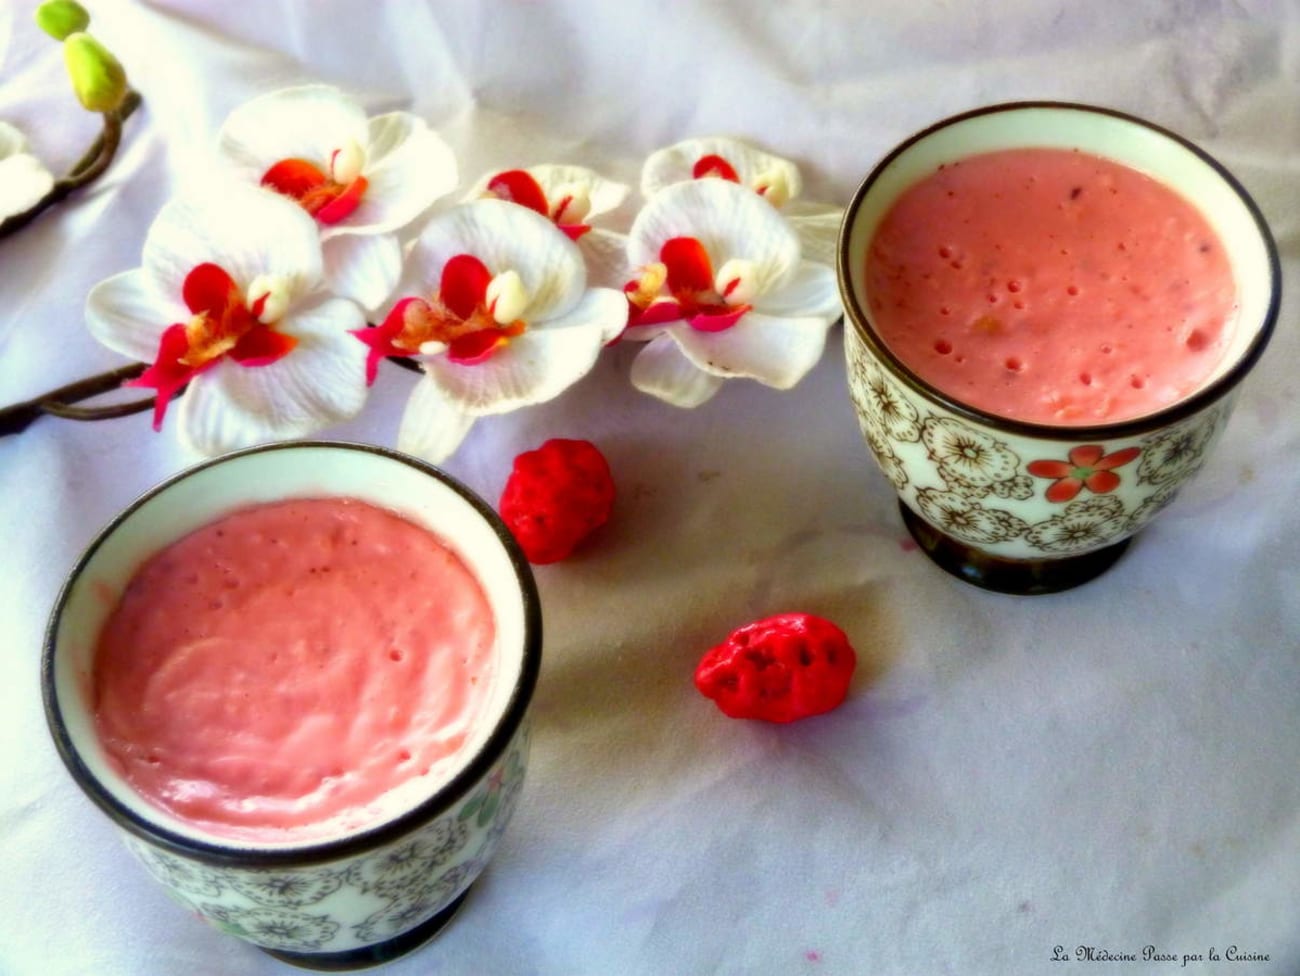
<box><xmin>0</xmin><ymin>330</ymin><xmax>423</xmax><ymax>437</ymax></box>
<box><xmin>0</xmin><ymin>361</ymin><xmax>145</xmax><ymax>436</ymax></box>
<box><xmin>0</xmin><ymin>87</ymin><xmax>141</xmax><ymax>238</ymax></box>
<box><xmin>1</xmin><ymin>73</ymin><xmax>844</xmax><ymax>462</ymax></box>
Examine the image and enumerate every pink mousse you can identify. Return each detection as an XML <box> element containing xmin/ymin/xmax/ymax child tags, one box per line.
<box><xmin>92</xmin><ymin>497</ymin><xmax>496</xmax><ymax>843</ymax></box>
<box><xmin>865</xmin><ymin>147</ymin><xmax>1237</xmax><ymax>425</ymax></box>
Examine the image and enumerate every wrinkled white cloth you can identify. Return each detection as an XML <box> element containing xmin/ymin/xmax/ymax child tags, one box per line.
<box><xmin>1</xmin><ymin>2</ymin><xmax>1297</xmax><ymax>974</ymax></box>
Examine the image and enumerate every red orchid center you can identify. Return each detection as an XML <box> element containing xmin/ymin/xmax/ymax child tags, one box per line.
<box><xmin>693</xmin><ymin>154</ymin><xmax>740</xmax><ymax>182</ymax></box>
<box><xmin>486</xmin><ymin>169</ymin><xmax>550</xmax><ymax>216</ymax></box>
<box><xmin>262</xmin><ymin>153</ymin><xmax>368</xmax><ymax>225</ymax></box>
<box><xmin>353</xmin><ymin>253</ymin><xmax>528</xmax><ymax>383</ymax></box>
<box><xmin>623</xmin><ymin>237</ymin><xmax>752</xmax><ymax>332</ymax></box>
<box><xmin>485</xmin><ymin>169</ymin><xmax>592</xmax><ymax>241</ymax></box>
<box><xmin>127</xmin><ymin>263</ymin><xmax>298</xmax><ymax>430</ymax></box>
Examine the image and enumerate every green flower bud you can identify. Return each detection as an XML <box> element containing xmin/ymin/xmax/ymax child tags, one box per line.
<box><xmin>34</xmin><ymin>0</ymin><xmax>90</xmax><ymax>41</ymax></box>
<box><xmin>63</xmin><ymin>32</ymin><xmax>127</xmax><ymax>114</ymax></box>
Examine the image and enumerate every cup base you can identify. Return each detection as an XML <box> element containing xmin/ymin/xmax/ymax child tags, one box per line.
<box><xmin>258</xmin><ymin>886</ymin><xmax>473</xmax><ymax>971</ymax></box>
<box><xmin>899</xmin><ymin>501</ymin><xmax>1131</xmax><ymax>595</ymax></box>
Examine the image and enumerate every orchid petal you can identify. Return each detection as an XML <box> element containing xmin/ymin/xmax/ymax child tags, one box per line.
<box><xmin>561</xmin><ymin>284</ymin><xmax>629</xmax><ymax>344</ymax></box>
<box><xmin>0</xmin><ymin>120</ymin><xmax>28</xmax><ymax>156</ymax></box>
<box><xmin>577</xmin><ymin>228</ymin><xmax>634</xmax><ymax>291</ymax></box>
<box><xmin>182</xmin><ymin>263</ymin><xmax>239</xmax><ymax>316</ymax></box>
<box><xmin>661</xmin><ymin>236</ymin><xmax>716</xmax><ymax>295</ymax></box>
<box><xmin>671</xmin><ymin>311</ymin><xmax>831</xmax><ymax>389</ymax></box>
<box><xmin>261</xmin><ymin>158</ymin><xmax>328</xmax><ymax>198</ymax></box>
<box><xmin>525</xmin><ymin>164</ymin><xmax>630</xmax><ymax>218</ymax></box>
<box><xmin>692</xmin><ymin>154</ymin><xmax>740</xmax><ymax>182</ymax></box>
<box><xmin>227</xmin><ymin>325</ymin><xmax>297</xmax><ymax>367</ymax></box>
<box><xmin>314</xmin><ymin>175</ymin><xmax>368</xmax><ymax>224</ymax></box>
<box><xmin>402</xmin><ymin>200</ymin><xmax>585</xmax><ymax>323</ymax></box>
<box><xmin>687</xmin><ymin>306</ymin><xmax>750</xmax><ymax>333</ymax></box>
<box><xmin>330</xmin><ymin>113</ymin><xmax>457</xmax><ymax>238</ymax></box>
<box><xmin>421</xmin><ymin>288</ymin><xmax>621</xmax><ymax>415</ymax></box>
<box><xmin>364</xmin><ymin>112</ymin><xmax>416</xmax><ymax>166</ymax></box>
<box><xmin>321</xmin><ymin>232</ymin><xmax>402</xmax><ymax>312</ymax></box>
<box><xmin>0</xmin><ymin>150</ymin><xmax>56</xmax><ymax>219</ymax></box>
<box><xmin>484</xmin><ymin>169</ymin><xmax>549</xmax><ymax>215</ymax></box>
<box><xmin>757</xmin><ymin>260</ymin><xmax>842</xmax><ymax>321</ymax></box>
<box><xmin>126</xmin><ymin>324</ymin><xmax>200</xmax><ymax>431</ymax></box>
<box><xmin>352</xmin><ymin>297</ymin><xmax>421</xmax><ymax>386</ymax></box>
<box><xmin>627</xmin><ymin>179</ymin><xmax>801</xmax><ymax>300</ymax></box>
<box><xmin>464</xmin><ymin>164</ymin><xmax>629</xmax><ymax>220</ymax></box>
<box><xmin>630</xmin><ymin>333</ymin><xmax>725</xmax><ymax>408</ymax></box>
<box><xmin>217</xmin><ymin>85</ymin><xmax>370</xmax><ymax>184</ymax></box>
<box><xmin>85</xmin><ymin>268</ymin><xmax>173</xmax><ymax>362</ymax></box>
<box><xmin>448</xmin><ymin>328</ymin><xmax>513</xmax><ymax>364</ymax></box>
<box><xmin>176</xmin><ymin>297</ymin><xmax>368</xmax><ymax>455</ymax></box>
<box><xmin>641</xmin><ymin>137</ymin><xmax>805</xmax><ymax>202</ymax></box>
<box><xmin>786</xmin><ymin>204</ymin><xmax>844</xmax><ymax>268</ymax></box>
<box><xmin>440</xmin><ymin>254</ymin><xmax>493</xmax><ymax>320</ymax></box>
<box><xmin>397</xmin><ymin>378</ymin><xmax>478</xmax><ymax>463</ymax></box>
<box><xmin>142</xmin><ymin>184</ymin><xmax>323</xmax><ymax>312</ymax></box>
<box><xmin>628</xmin><ymin>299</ymin><xmax>686</xmax><ymax>331</ymax></box>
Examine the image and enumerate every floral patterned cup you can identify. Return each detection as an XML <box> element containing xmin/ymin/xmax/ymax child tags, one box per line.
<box><xmin>43</xmin><ymin>442</ymin><xmax>541</xmax><ymax>969</ymax></box>
<box><xmin>839</xmin><ymin>103</ymin><xmax>1279</xmax><ymax>594</ymax></box>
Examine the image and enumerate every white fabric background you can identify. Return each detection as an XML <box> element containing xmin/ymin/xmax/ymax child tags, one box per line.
<box><xmin>1</xmin><ymin>1</ymin><xmax>1297</xmax><ymax>974</ymax></box>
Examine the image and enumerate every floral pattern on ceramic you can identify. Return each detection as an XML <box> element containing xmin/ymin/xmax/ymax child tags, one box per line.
<box><xmin>124</xmin><ymin>720</ymin><xmax>531</xmax><ymax>956</ymax></box>
<box><xmin>846</xmin><ymin>327</ymin><xmax>1231</xmax><ymax>559</ymax></box>
<box><xmin>1027</xmin><ymin>444</ymin><xmax>1142</xmax><ymax>503</ymax></box>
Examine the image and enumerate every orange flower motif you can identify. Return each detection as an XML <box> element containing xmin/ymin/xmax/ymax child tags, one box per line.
<box><xmin>1028</xmin><ymin>445</ymin><xmax>1142</xmax><ymax>503</ymax></box>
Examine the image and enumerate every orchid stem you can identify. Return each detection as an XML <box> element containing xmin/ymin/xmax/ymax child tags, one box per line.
<box><xmin>389</xmin><ymin>356</ymin><xmax>422</xmax><ymax>375</ymax></box>
<box><xmin>0</xmin><ymin>349</ymin><xmax>421</xmax><ymax>437</ymax></box>
<box><xmin>0</xmin><ymin>89</ymin><xmax>142</xmax><ymax>239</ymax></box>
<box><xmin>0</xmin><ymin>362</ymin><xmax>146</xmax><ymax>436</ymax></box>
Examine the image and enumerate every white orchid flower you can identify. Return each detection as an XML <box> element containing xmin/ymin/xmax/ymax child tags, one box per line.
<box><xmin>216</xmin><ymin>85</ymin><xmax>458</xmax><ymax>312</ymax></box>
<box><xmin>640</xmin><ymin>136</ymin><xmax>843</xmax><ymax>266</ymax></box>
<box><xmin>464</xmin><ymin>163</ymin><xmax>629</xmax><ymax>241</ymax></box>
<box><xmin>357</xmin><ymin>199</ymin><xmax>627</xmax><ymax>463</ymax></box>
<box><xmin>0</xmin><ymin>6</ymin><xmax>54</xmax><ymax>221</ymax></box>
<box><xmin>621</xmin><ymin>178</ymin><xmax>841</xmax><ymax>408</ymax></box>
<box><xmin>0</xmin><ymin>121</ymin><xmax>55</xmax><ymax>220</ymax></box>
<box><xmin>85</xmin><ymin>183</ymin><xmax>368</xmax><ymax>455</ymax></box>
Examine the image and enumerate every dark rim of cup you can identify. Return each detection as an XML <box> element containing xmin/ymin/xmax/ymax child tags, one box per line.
<box><xmin>837</xmin><ymin>100</ymin><xmax>1281</xmax><ymax>441</ymax></box>
<box><xmin>41</xmin><ymin>440</ymin><xmax>543</xmax><ymax>869</ymax></box>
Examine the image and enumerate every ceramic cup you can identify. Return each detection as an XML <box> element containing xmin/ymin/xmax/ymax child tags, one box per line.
<box><xmin>839</xmin><ymin>102</ymin><xmax>1280</xmax><ymax>594</ymax></box>
<box><xmin>43</xmin><ymin>441</ymin><xmax>541</xmax><ymax>970</ymax></box>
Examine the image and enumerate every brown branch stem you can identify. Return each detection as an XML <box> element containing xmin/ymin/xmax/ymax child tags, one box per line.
<box><xmin>0</xmin><ymin>89</ymin><xmax>142</xmax><ymax>239</ymax></box>
<box><xmin>0</xmin><ymin>347</ymin><xmax>423</xmax><ymax>437</ymax></box>
<box><xmin>0</xmin><ymin>362</ymin><xmax>145</xmax><ymax>436</ymax></box>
